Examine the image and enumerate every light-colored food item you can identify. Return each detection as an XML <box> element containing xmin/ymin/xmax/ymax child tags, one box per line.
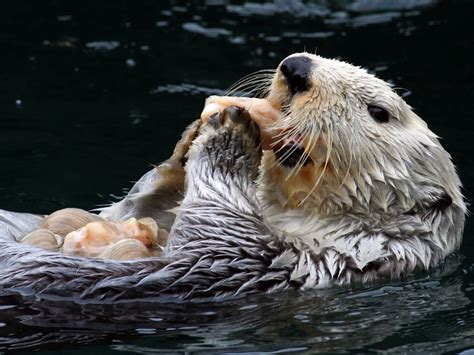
<box><xmin>42</xmin><ymin>208</ymin><xmax>104</xmax><ymax>237</ymax></box>
<box><xmin>20</xmin><ymin>206</ymin><xmax>165</xmax><ymax>260</ymax></box>
<box><xmin>201</xmin><ymin>96</ymin><xmax>282</xmax><ymax>149</ymax></box>
<box><xmin>20</xmin><ymin>229</ymin><xmax>63</xmax><ymax>250</ymax></box>
<box><xmin>98</xmin><ymin>238</ymin><xmax>150</xmax><ymax>260</ymax></box>
<box><xmin>122</xmin><ymin>217</ymin><xmax>158</xmax><ymax>247</ymax></box>
<box><xmin>62</xmin><ymin>217</ymin><xmax>159</xmax><ymax>258</ymax></box>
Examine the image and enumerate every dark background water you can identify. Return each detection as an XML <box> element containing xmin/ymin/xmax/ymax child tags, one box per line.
<box><xmin>0</xmin><ymin>0</ymin><xmax>473</xmax><ymax>353</ymax></box>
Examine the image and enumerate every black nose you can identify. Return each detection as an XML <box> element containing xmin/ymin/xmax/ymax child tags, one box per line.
<box><xmin>280</xmin><ymin>56</ymin><xmax>312</xmax><ymax>95</ymax></box>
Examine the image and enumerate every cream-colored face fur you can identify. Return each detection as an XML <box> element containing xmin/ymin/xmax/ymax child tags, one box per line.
<box><xmin>261</xmin><ymin>53</ymin><xmax>464</xmax><ymax>223</ymax></box>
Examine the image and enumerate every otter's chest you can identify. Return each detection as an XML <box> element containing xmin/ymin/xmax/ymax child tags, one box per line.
<box><xmin>262</xmin><ymin>207</ymin><xmax>390</xmax><ymax>272</ymax></box>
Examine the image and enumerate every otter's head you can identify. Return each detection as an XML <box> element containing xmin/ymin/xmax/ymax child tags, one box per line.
<box><xmin>258</xmin><ymin>53</ymin><xmax>465</xmax><ymax>252</ymax></box>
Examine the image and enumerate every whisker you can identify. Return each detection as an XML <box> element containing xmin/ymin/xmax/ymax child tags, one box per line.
<box><xmin>226</xmin><ymin>70</ymin><xmax>275</xmax><ymax>89</ymax></box>
<box><xmin>226</xmin><ymin>82</ymin><xmax>273</xmax><ymax>97</ymax></box>
<box><xmin>225</xmin><ymin>77</ymin><xmax>273</xmax><ymax>97</ymax></box>
<box><xmin>269</xmin><ymin>125</ymin><xmax>301</xmax><ymax>150</ymax></box>
<box><xmin>242</xmin><ymin>81</ymin><xmax>273</xmax><ymax>95</ymax></box>
<box><xmin>299</xmin><ymin>120</ymin><xmax>333</xmax><ymax>206</ymax></box>
<box><xmin>227</xmin><ymin>75</ymin><xmax>273</xmax><ymax>88</ymax></box>
<box><xmin>287</xmin><ymin>123</ymin><xmax>314</xmax><ymax>179</ymax></box>
<box><xmin>291</xmin><ymin>122</ymin><xmax>321</xmax><ymax>178</ymax></box>
<box><xmin>225</xmin><ymin>70</ymin><xmax>275</xmax><ymax>97</ymax></box>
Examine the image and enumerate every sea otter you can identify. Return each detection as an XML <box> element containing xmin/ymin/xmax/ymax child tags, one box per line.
<box><xmin>0</xmin><ymin>53</ymin><xmax>465</xmax><ymax>301</ymax></box>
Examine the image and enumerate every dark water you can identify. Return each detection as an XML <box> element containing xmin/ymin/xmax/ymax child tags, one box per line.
<box><xmin>0</xmin><ymin>0</ymin><xmax>473</xmax><ymax>353</ymax></box>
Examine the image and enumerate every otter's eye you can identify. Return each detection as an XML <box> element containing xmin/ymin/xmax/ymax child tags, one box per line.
<box><xmin>368</xmin><ymin>105</ymin><xmax>389</xmax><ymax>123</ymax></box>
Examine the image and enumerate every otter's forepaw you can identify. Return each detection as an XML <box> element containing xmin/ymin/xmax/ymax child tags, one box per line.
<box><xmin>190</xmin><ymin>106</ymin><xmax>262</xmax><ymax>176</ymax></box>
<box><xmin>205</xmin><ymin>105</ymin><xmax>261</xmax><ymax>148</ymax></box>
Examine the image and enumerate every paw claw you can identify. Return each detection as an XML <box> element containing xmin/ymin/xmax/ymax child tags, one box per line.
<box><xmin>224</xmin><ymin>105</ymin><xmax>249</xmax><ymax>125</ymax></box>
<box><xmin>208</xmin><ymin>112</ymin><xmax>223</xmax><ymax>129</ymax></box>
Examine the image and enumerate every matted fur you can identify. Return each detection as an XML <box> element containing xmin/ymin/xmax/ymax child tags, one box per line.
<box><xmin>0</xmin><ymin>54</ymin><xmax>465</xmax><ymax>302</ymax></box>
<box><xmin>259</xmin><ymin>53</ymin><xmax>465</xmax><ymax>285</ymax></box>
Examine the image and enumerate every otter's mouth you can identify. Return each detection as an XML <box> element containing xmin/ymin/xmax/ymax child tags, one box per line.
<box><xmin>272</xmin><ymin>134</ymin><xmax>312</xmax><ymax>168</ymax></box>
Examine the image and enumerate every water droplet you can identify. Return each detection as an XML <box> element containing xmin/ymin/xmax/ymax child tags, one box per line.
<box><xmin>294</xmin><ymin>314</ymin><xmax>310</xmax><ymax>323</ymax></box>
<box><xmin>57</xmin><ymin>15</ymin><xmax>72</xmax><ymax>22</ymax></box>
<box><xmin>86</xmin><ymin>41</ymin><xmax>120</xmax><ymax>51</ymax></box>
<box><xmin>126</xmin><ymin>59</ymin><xmax>136</xmax><ymax>67</ymax></box>
<box><xmin>179</xmin><ymin>326</ymin><xmax>198</xmax><ymax>330</ymax></box>
<box><xmin>239</xmin><ymin>304</ymin><xmax>258</xmax><ymax>310</ymax></box>
<box><xmin>199</xmin><ymin>311</ymin><xmax>217</xmax><ymax>315</ymax></box>
<box><xmin>0</xmin><ymin>305</ymin><xmax>15</xmax><ymax>310</ymax></box>
<box><xmin>229</xmin><ymin>36</ymin><xmax>245</xmax><ymax>44</ymax></box>
<box><xmin>135</xmin><ymin>328</ymin><xmax>156</xmax><ymax>334</ymax></box>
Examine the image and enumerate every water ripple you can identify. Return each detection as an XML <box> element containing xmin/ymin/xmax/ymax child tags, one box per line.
<box><xmin>150</xmin><ymin>83</ymin><xmax>225</xmax><ymax>96</ymax></box>
<box><xmin>182</xmin><ymin>22</ymin><xmax>232</xmax><ymax>38</ymax></box>
<box><xmin>226</xmin><ymin>0</ymin><xmax>329</xmax><ymax>17</ymax></box>
<box><xmin>85</xmin><ymin>41</ymin><xmax>120</xmax><ymax>51</ymax></box>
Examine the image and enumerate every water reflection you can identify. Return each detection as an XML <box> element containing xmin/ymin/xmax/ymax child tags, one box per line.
<box><xmin>0</xmin><ymin>264</ymin><xmax>471</xmax><ymax>352</ymax></box>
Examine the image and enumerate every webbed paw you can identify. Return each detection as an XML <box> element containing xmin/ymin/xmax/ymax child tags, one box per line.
<box><xmin>194</xmin><ymin>106</ymin><xmax>262</xmax><ymax>177</ymax></box>
<box><xmin>206</xmin><ymin>105</ymin><xmax>261</xmax><ymax>148</ymax></box>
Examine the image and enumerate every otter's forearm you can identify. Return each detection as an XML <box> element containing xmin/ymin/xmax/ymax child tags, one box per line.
<box><xmin>160</xmin><ymin>107</ymin><xmax>298</xmax><ymax>296</ymax></box>
<box><xmin>99</xmin><ymin>119</ymin><xmax>201</xmax><ymax>229</ymax></box>
<box><xmin>168</xmin><ymin>107</ymin><xmax>269</xmax><ymax>247</ymax></box>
